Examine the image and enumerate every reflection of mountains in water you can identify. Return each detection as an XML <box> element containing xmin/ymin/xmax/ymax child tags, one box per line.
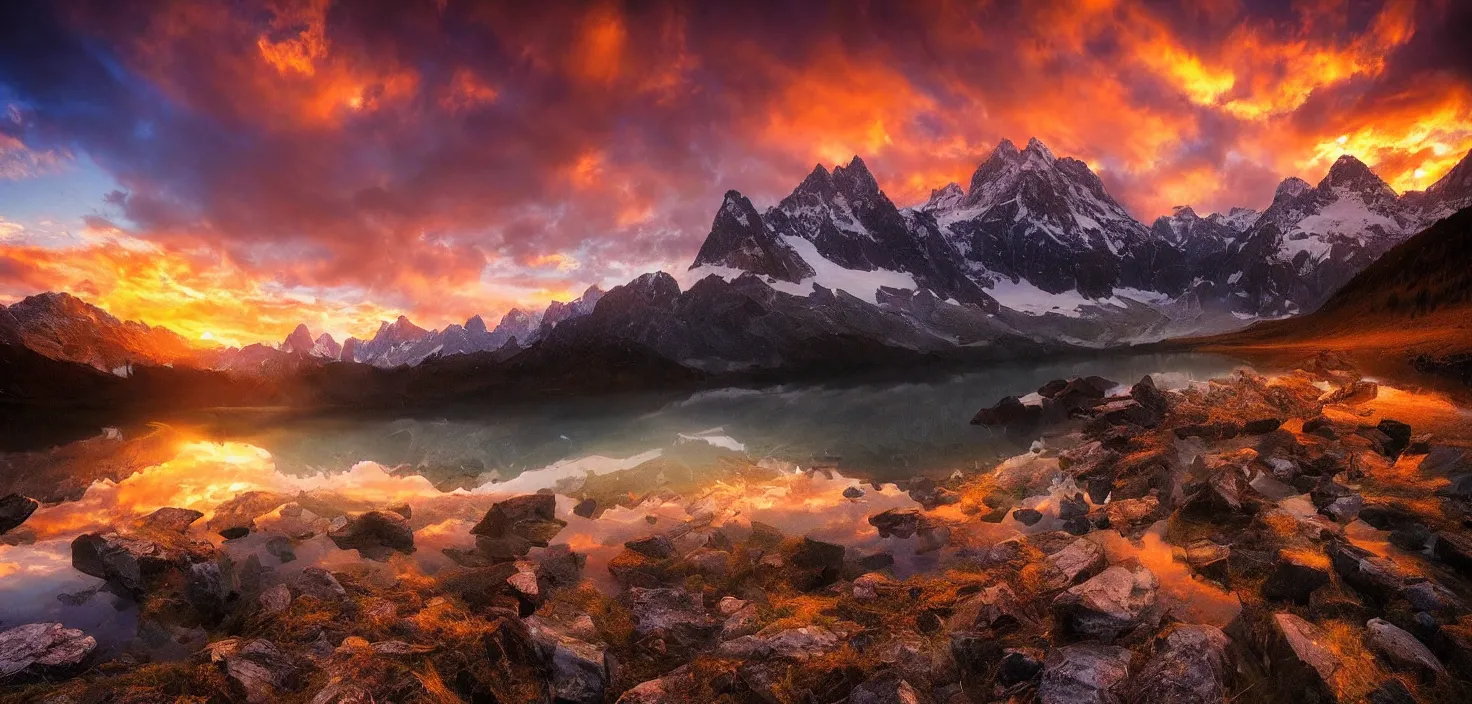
<box><xmin>166</xmin><ymin>353</ymin><xmax>1242</xmax><ymax>485</ymax></box>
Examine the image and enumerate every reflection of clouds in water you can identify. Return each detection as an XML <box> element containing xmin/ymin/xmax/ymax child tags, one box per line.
<box><xmin>1092</xmin><ymin>522</ymin><xmax>1241</xmax><ymax>628</ymax></box>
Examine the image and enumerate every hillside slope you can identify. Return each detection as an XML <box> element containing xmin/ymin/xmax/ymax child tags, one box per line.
<box><xmin>1184</xmin><ymin>206</ymin><xmax>1472</xmax><ymax>381</ymax></box>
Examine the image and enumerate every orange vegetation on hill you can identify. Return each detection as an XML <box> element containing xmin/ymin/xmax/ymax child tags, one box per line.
<box><xmin>1183</xmin><ymin>206</ymin><xmax>1472</xmax><ymax>376</ymax></box>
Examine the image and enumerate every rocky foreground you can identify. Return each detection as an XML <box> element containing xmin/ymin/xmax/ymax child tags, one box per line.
<box><xmin>2</xmin><ymin>354</ymin><xmax>1472</xmax><ymax>702</ymax></box>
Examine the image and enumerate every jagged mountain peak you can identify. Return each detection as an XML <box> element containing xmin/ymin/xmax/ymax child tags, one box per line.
<box><xmin>923</xmin><ymin>182</ymin><xmax>966</xmax><ymax>211</ymax></box>
<box><xmin>1426</xmin><ymin>149</ymin><xmax>1472</xmax><ymax>211</ymax></box>
<box><xmin>832</xmin><ymin>155</ymin><xmax>878</xmax><ymax>193</ymax></box>
<box><xmin>1170</xmin><ymin>205</ymin><xmax>1200</xmax><ymax>220</ymax></box>
<box><xmin>1319</xmin><ymin>153</ymin><xmax>1395</xmax><ymax>198</ymax></box>
<box><xmin>465</xmin><ymin>314</ymin><xmax>488</xmax><ymax>335</ymax></box>
<box><xmin>283</xmin><ymin>323</ymin><xmax>314</xmax><ymax>354</ymax></box>
<box><xmin>1023</xmin><ymin>137</ymin><xmax>1056</xmax><ymax>164</ymax></box>
<box><xmin>1273</xmin><ymin>177</ymin><xmax>1313</xmax><ymax>202</ymax></box>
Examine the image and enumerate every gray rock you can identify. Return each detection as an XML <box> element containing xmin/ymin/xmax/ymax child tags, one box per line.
<box><xmin>1038</xmin><ymin>538</ymin><xmax>1108</xmax><ymax>591</ymax></box>
<box><xmin>1052</xmin><ymin>566</ymin><xmax>1158</xmax><ymax>641</ymax></box>
<box><xmin>625</xmin><ymin>534</ymin><xmax>676</xmax><ymax>559</ymax></box>
<box><xmin>627</xmin><ymin>587</ymin><xmax>716</xmax><ymax>652</ymax></box>
<box><xmin>70</xmin><ymin>528</ymin><xmax>216</xmax><ymax>596</ymax></box>
<box><xmin>1434</xmin><ymin>532</ymin><xmax>1472</xmax><ymax>577</ymax></box>
<box><xmin>1040</xmin><ymin>642</ymin><xmax>1133</xmax><ymax>704</ymax></box>
<box><xmin>527</xmin><ymin>619</ymin><xmax>610</xmax><ymax>704</ymax></box>
<box><xmin>1366</xmin><ymin>618</ymin><xmax>1444</xmax><ymax>677</ymax></box>
<box><xmin>1266</xmin><ymin>613</ymin><xmax>1340</xmax><ymax>701</ymax></box>
<box><xmin>137</xmin><ymin>506</ymin><xmax>203</xmax><ymax>534</ymax></box>
<box><xmin>295</xmin><ymin>567</ymin><xmax>348</xmax><ymax>601</ymax></box>
<box><xmin>208</xmin><ymin>638</ymin><xmax>299</xmax><ymax>703</ymax></box>
<box><xmin>848</xmin><ymin>674</ymin><xmax>930</xmax><ymax>704</ymax></box>
<box><xmin>1261</xmin><ymin>550</ymin><xmax>1331</xmax><ymax>604</ymax></box>
<box><xmin>0</xmin><ymin>622</ymin><xmax>96</xmax><ymax>679</ymax></box>
<box><xmin>1327</xmin><ymin>541</ymin><xmax>1417</xmax><ymax>603</ymax></box>
<box><xmin>1128</xmin><ymin>624</ymin><xmax>1231</xmax><ymax>704</ymax></box>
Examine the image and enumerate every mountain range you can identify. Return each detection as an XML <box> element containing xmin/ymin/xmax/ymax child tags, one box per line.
<box><xmin>2</xmin><ymin>139</ymin><xmax>1469</xmax><ymax>381</ymax></box>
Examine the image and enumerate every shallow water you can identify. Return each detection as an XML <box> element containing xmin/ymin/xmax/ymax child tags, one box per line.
<box><xmin>0</xmin><ymin>352</ymin><xmax>1245</xmax><ymax>658</ymax></box>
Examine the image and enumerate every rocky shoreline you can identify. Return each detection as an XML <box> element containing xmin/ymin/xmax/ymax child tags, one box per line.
<box><xmin>1</xmin><ymin>353</ymin><xmax>1471</xmax><ymax>702</ymax></box>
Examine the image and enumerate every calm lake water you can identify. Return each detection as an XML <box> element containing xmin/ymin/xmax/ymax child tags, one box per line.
<box><xmin>0</xmin><ymin>352</ymin><xmax>1246</xmax><ymax>658</ymax></box>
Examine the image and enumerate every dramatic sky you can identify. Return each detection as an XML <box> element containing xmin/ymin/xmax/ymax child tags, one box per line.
<box><xmin>1</xmin><ymin>0</ymin><xmax>1470</xmax><ymax>346</ymax></box>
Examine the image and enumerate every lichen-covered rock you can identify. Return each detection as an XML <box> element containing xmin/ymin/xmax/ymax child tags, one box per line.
<box><xmin>1365</xmin><ymin>618</ymin><xmax>1444</xmax><ymax>677</ymax></box>
<box><xmin>1037</xmin><ymin>538</ymin><xmax>1108</xmax><ymax>591</ymax></box>
<box><xmin>526</xmin><ymin>618</ymin><xmax>610</xmax><ymax>704</ymax></box>
<box><xmin>1266</xmin><ymin>613</ymin><xmax>1341</xmax><ymax>702</ymax></box>
<box><xmin>0</xmin><ymin>623</ymin><xmax>96</xmax><ymax>679</ymax></box>
<box><xmin>207</xmin><ymin>638</ymin><xmax>300</xmax><ymax>703</ymax></box>
<box><xmin>1040</xmin><ymin>642</ymin><xmax>1133</xmax><ymax>704</ymax></box>
<box><xmin>627</xmin><ymin>587</ymin><xmax>716</xmax><ymax>653</ymax></box>
<box><xmin>1052</xmin><ymin>566</ymin><xmax>1158</xmax><ymax>641</ymax></box>
<box><xmin>70</xmin><ymin>527</ymin><xmax>216</xmax><ymax>596</ymax></box>
<box><xmin>1127</xmin><ymin>624</ymin><xmax>1231</xmax><ymax>704</ymax></box>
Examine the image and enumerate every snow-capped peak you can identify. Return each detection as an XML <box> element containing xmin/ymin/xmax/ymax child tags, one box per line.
<box><xmin>922</xmin><ymin>183</ymin><xmax>965</xmax><ymax>212</ymax></box>
<box><xmin>1273</xmin><ymin>177</ymin><xmax>1312</xmax><ymax>202</ymax></box>
<box><xmin>1024</xmin><ymin>137</ymin><xmax>1056</xmax><ymax>164</ymax></box>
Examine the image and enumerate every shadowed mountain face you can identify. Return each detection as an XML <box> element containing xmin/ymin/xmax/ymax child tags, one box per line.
<box><xmin>4</xmin><ymin>144</ymin><xmax>1470</xmax><ymax>387</ymax></box>
<box><xmin>1183</xmin><ymin>206</ymin><xmax>1472</xmax><ymax>383</ymax></box>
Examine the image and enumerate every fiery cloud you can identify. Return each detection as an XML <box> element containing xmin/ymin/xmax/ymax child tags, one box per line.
<box><xmin>0</xmin><ymin>0</ymin><xmax>1468</xmax><ymax>345</ymax></box>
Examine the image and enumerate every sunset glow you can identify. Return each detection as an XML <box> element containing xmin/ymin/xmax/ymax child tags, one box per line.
<box><xmin>1</xmin><ymin>0</ymin><xmax>1470</xmax><ymax>345</ymax></box>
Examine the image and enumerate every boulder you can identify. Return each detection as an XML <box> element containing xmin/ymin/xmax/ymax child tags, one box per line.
<box><xmin>1403</xmin><ymin>580</ymin><xmax>1464</xmax><ymax>614</ymax></box>
<box><xmin>1039</xmin><ymin>642</ymin><xmax>1133</xmax><ymax>704</ymax></box>
<box><xmin>526</xmin><ymin>619</ymin><xmax>610</xmax><ymax>704</ymax></box>
<box><xmin>1388</xmin><ymin>524</ymin><xmax>1432</xmax><ymax>552</ymax></box>
<box><xmin>1366</xmin><ymin>618</ymin><xmax>1444</xmax><ymax>678</ymax></box>
<box><xmin>1180</xmin><ymin>469</ymin><xmax>1255</xmax><ymax>521</ymax></box>
<box><xmin>295</xmin><ymin>567</ymin><xmax>348</xmax><ymax>601</ymax></box>
<box><xmin>1052</xmin><ymin>566</ymin><xmax>1158</xmax><ymax>641</ymax></box>
<box><xmin>208</xmin><ymin>638</ymin><xmax>300</xmax><ymax>703</ymax></box>
<box><xmin>1183</xmin><ymin>539</ymin><xmax>1231</xmax><ymax>582</ymax></box>
<box><xmin>719</xmin><ymin>602</ymin><xmax>761</xmax><ymax>640</ymax></box>
<box><xmin>70</xmin><ymin>529</ymin><xmax>216</xmax><ymax>596</ymax></box>
<box><xmin>847</xmin><ymin>674</ymin><xmax>930</xmax><ymax>704</ymax></box>
<box><xmin>136</xmin><ymin>507</ymin><xmax>203</xmax><ymax>534</ymax></box>
<box><xmin>1103</xmin><ymin>496</ymin><xmax>1159</xmax><ymax>530</ymax></box>
<box><xmin>572</xmin><ymin>498</ymin><xmax>598</xmax><ymax>519</ymax></box>
<box><xmin>997</xmin><ymin>647</ymin><xmax>1046</xmax><ymax>685</ymax></box>
<box><xmin>327</xmin><ymin>510</ymin><xmax>415</xmax><ymax>560</ymax></box>
<box><xmin>1327</xmin><ymin>542</ymin><xmax>1417</xmax><ymax>603</ymax></box>
<box><xmin>1261</xmin><ymin>550</ymin><xmax>1331</xmax><ymax>604</ymax></box>
<box><xmin>1013</xmin><ymin>508</ymin><xmax>1044</xmax><ymax>526</ymax></box>
<box><xmin>971</xmin><ymin>396</ymin><xmax>1041</xmax><ymax>427</ymax></box>
<box><xmin>785</xmin><ymin>537</ymin><xmax>845</xmax><ymax>591</ymax></box>
<box><xmin>471</xmin><ymin>494</ymin><xmax>567</xmax><ymax>550</ymax></box>
<box><xmin>1127</xmin><ymin>624</ymin><xmax>1232</xmax><ymax>704</ymax></box>
<box><xmin>1266</xmin><ymin>613</ymin><xmax>1340</xmax><ymax>702</ymax></box>
<box><xmin>0</xmin><ymin>622</ymin><xmax>96</xmax><ymax>679</ymax></box>
<box><xmin>1038</xmin><ymin>538</ymin><xmax>1108</xmax><ymax>591</ymax></box>
<box><xmin>946</xmin><ymin>583</ymin><xmax>1029</xmax><ymax>634</ymax></box>
<box><xmin>1434</xmin><ymin>532</ymin><xmax>1472</xmax><ymax>577</ymax></box>
<box><xmin>627</xmin><ymin>588</ymin><xmax>716</xmax><ymax>653</ymax></box>
<box><xmin>258</xmin><ymin>584</ymin><xmax>292</xmax><ymax>616</ymax></box>
<box><xmin>625</xmin><ymin>534</ymin><xmax>677</xmax><ymax>559</ymax></box>
<box><xmin>1377</xmin><ymin>420</ymin><xmax>1412</xmax><ymax>457</ymax></box>
<box><xmin>718</xmin><ymin>625</ymin><xmax>840</xmax><ymax>661</ymax></box>
<box><xmin>1323</xmin><ymin>380</ymin><xmax>1377</xmax><ymax>405</ymax></box>
<box><xmin>0</xmin><ymin>494</ymin><xmax>39</xmax><ymax>534</ymax></box>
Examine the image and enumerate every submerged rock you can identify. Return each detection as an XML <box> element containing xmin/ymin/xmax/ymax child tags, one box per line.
<box><xmin>70</xmin><ymin>528</ymin><xmax>216</xmax><ymax>596</ymax></box>
<box><xmin>328</xmin><ymin>510</ymin><xmax>415</xmax><ymax>560</ymax></box>
<box><xmin>471</xmin><ymin>494</ymin><xmax>568</xmax><ymax>553</ymax></box>
<box><xmin>1039</xmin><ymin>642</ymin><xmax>1133</xmax><ymax>704</ymax></box>
<box><xmin>0</xmin><ymin>622</ymin><xmax>96</xmax><ymax>679</ymax></box>
<box><xmin>0</xmin><ymin>494</ymin><xmax>40</xmax><ymax>535</ymax></box>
